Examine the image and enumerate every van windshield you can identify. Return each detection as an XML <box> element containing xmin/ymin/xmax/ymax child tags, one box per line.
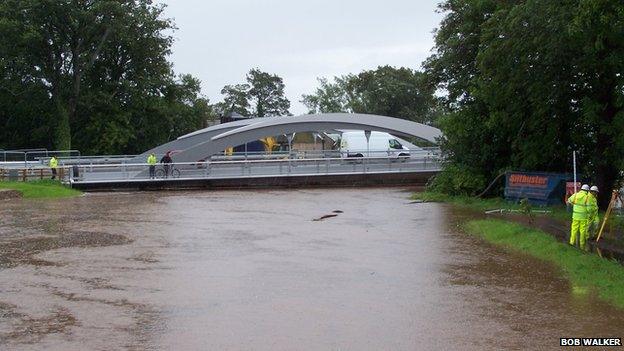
<box><xmin>389</xmin><ymin>139</ymin><xmax>403</xmax><ymax>149</ymax></box>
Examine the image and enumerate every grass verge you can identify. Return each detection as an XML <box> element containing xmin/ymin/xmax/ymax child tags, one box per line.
<box><xmin>412</xmin><ymin>191</ymin><xmax>569</xmax><ymax>221</ymax></box>
<box><xmin>0</xmin><ymin>180</ymin><xmax>82</xmax><ymax>199</ymax></box>
<box><xmin>466</xmin><ymin>219</ymin><xmax>624</xmax><ymax>309</ymax></box>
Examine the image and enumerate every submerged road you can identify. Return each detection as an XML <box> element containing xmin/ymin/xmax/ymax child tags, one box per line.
<box><xmin>0</xmin><ymin>188</ymin><xmax>623</xmax><ymax>350</ymax></box>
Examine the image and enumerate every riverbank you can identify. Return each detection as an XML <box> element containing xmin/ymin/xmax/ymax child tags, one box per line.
<box><xmin>412</xmin><ymin>191</ymin><xmax>569</xmax><ymax>221</ymax></box>
<box><xmin>413</xmin><ymin>191</ymin><xmax>623</xmax><ymax>248</ymax></box>
<box><xmin>415</xmin><ymin>191</ymin><xmax>624</xmax><ymax>309</ymax></box>
<box><xmin>0</xmin><ymin>180</ymin><xmax>82</xmax><ymax>199</ymax></box>
<box><xmin>466</xmin><ymin>219</ymin><xmax>624</xmax><ymax>309</ymax></box>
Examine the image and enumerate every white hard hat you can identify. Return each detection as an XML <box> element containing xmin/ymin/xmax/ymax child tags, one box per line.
<box><xmin>590</xmin><ymin>185</ymin><xmax>599</xmax><ymax>192</ymax></box>
<box><xmin>581</xmin><ymin>184</ymin><xmax>590</xmax><ymax>191</ymax></box>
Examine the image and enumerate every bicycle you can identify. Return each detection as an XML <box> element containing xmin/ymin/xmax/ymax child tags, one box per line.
<box><xmin>155</xmin><ymin>165</ymin><xmax>180</xmax><ymax>179</ymax></box>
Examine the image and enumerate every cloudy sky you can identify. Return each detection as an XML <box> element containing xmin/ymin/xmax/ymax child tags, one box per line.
<box><xmin>157</xmin><ymin>0</ymin><xmax>444</xmax><ymax>115</ymax></box>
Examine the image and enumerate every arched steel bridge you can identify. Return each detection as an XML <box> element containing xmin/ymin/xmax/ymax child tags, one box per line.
<box><xmin>133</xmin><ymin>113</ymin><xmax>442</xmax><ymax>162</ymax></box>
<box><xmin>69</xmin><ymin>113</ymin><xmax>444</xmax><ymax>190</ymax></box>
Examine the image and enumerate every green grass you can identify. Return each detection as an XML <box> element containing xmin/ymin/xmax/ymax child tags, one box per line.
<box><xmin>0</xmin><ymin>180</ymin><xmax>82</xmax><ymax>199</ymax></box>
<box><xmin>412</xmin><ymin>191</ymin><xmax>570</xmax><ymax>221</ymax></box>
<box><xmin>465</xmin><ymin>219</ymin><xmax>624</xmax><ymax>309</ymax></box>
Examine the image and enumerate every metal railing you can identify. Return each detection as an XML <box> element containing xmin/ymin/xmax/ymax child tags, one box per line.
<box><xmin>210</xmin><ymin>148</ymin><xmax>440</xmax><ymax>161</ymax></box>
<box><xmin>0</xmin><ymin>149</ymin><xmax>81</xmax><ymax>167</ymax></box>
<box><xmin>1</xmin><ymin>148</ymin><xmax>443</xmax><ymax>184</ymax></box>
<box><xmin>0</xmin><ymin>151</ymin><xmax>29</xmax><ymax>163</ymax></box>
<box><xmin>67</xmin><ymin>153</ymin><xmax>442</xmax><ymax>184</ymax></box>
<box><xmin>55</xmin><ymin>154</ymin><xmax>138</xmax><ymax>166</ymax></box>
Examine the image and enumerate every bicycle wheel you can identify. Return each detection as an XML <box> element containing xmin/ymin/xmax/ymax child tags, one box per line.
<box><xmin>171</xmin><ymin>168</ymin><xmax>181</xmax><ymax>178</ymax></box>
<box><xmin>154</xmin><ymin>168</ymin><xmax>165</xmax><ymax>179</ymax></box>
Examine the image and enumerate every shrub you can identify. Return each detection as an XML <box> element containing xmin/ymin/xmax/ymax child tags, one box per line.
<box><xmin>429</xmin><ymin>163</ymin><xmax>487</xmax><ymax>196</ymax></box>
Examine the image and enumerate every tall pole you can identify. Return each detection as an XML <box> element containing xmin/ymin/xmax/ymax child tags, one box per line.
<box><xmin>573</xmin><ymin>151</ymin><xmax>577</xmax><ymax>193</ymax></box>
<box><xmin>287</xmin><ymin>133</ymin><xmax>294</xmax><ymax>157</ymax></box>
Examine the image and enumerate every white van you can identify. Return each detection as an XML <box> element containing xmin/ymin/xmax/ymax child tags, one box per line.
<box><xmin>339</xmin><ymin>130</ymin><xmax>410</xmax><ymax>158</ymax></box>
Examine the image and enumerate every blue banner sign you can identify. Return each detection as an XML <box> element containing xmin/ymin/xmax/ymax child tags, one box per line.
<box><xmin>505</xmin><ymin>171</ymin><xmax>571</xmax><ymax>206</ymax></box>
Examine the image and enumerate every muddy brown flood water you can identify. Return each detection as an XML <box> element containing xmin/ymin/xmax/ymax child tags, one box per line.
<box><xmin>1</xmin><ymin>188</ymin><xmax>623</xmax><ymax>350</ymax></box>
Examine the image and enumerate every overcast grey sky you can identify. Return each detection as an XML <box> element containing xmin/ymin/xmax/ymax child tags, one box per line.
<box><xmin>157</xmin><ymin>0</ymin><xmax>443</xmax><ymax>115</ymax></box>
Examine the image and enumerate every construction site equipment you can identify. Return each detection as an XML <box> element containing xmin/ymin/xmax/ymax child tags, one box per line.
<box><xmin>596</xmin><ymin>190</ymin><xmax>623</xmax><ymax>242</ymax></box>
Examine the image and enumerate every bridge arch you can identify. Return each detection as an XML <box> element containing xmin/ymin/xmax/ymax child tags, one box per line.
<box><xmin>172</xmin><ymin>113</ymin><xmax>442</xmax><ymax>162</ymax></box>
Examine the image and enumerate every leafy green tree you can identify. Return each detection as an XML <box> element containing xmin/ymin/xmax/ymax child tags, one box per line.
<box><xmin>246</xmin><ymin>68</ymin><xmax>290</xmax><ymax>117</ymax></box>
<box><xmin>347</xmin><ymin>66</ymin><xmax>437</xmax><ymax>124</ymax></box>
<box><xmin>0</xmin><ymin>0</ymin><xmax>210</xmax><ymax>154</ymax></box>
<box><xmin>423</xmin><ymin>0</ymin><xmax>502</xmax><ymax>195</ymax></box>
<box><xmin>0</xmin><ymin>0</ymin><xmax>130</xmax><ymax>150</ymax></box>
<box><xmin>571</xmin><ymin>0</ymin><xmax>624</xmax><ymax>208</ymax></box>
<box><xmin>426</xmin><ymin>0</ymin><xmax>624</xmax><ymax>207</ymax></box>
<box><xmin>301</xmin><ymin>77</ymin><xmax>350</xmax><ymax>114</ymax></box>
<box><xmin>473</xmin><ymin>0</ymin><xmax>582</xmax><ymax>176</ymax></box>
<box><xmin>215</xmin><ymin>69</ymin><xmax>291</xmax><ymax>117</ymax></box>
<box><xmin>214</xmin><ymin>84</ymin><xmax>251</xmax><ymax>117</ymax></box>
<box><xmin>302</xmin><ymin>66</ymin><xmax>438</xmax><ymax>124</ymax></box>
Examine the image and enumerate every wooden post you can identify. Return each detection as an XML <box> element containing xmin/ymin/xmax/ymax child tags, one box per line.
<box><xmin>22</xmin><ymin>169</ymin><xmax>26</xmax><ymax>182</ymax></box>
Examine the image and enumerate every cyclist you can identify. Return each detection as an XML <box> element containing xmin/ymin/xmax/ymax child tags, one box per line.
<box><xmin>160</xmin><ymin>151</ymin><xmax>173</xmax><ymax>178</ymax></box>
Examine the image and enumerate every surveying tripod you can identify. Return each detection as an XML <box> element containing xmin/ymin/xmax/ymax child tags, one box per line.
<box><xmin>596</xmin><ymin>189</ymin><xmax>623</xmax><ymax>242</ymax></box>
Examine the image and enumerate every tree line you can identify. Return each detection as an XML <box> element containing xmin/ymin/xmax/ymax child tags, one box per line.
<box><xmin>0</xmin><ymin>0</ymin><xmax>211</xmax><ymax>155</ymax></box>
<box><xmin>1</xmin><ymin>0</ymin><xmax>622</xmax><ymax>206</ymax></box>
<box><xmin>424</xmin><ymin>0</ymin><xmax>623</xmax><ymax>208</ymax></box>
<box><xmin>300</xmin><ymin>65</ymin><xmax>439</xmax><ymax>125</ymax></box>
<box><xmin>0</xmin><ymin>1</ymin><xmax>442</xmax><ymax>157</ymax></box>
<box><xmin>293</xmin><ymin>0</ymin><xmax>624</xmax><ymax>206</ymax></box>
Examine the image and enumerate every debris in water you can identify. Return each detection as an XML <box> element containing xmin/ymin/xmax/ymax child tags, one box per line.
<box><xmin>332</xmin><ymin>210</ymin><xmax>344</xmax><ymax>213</ymax></box>
<box><xmin>313</xmin><ymin>214</ymin><xmax>338</xmax><ymax>221</ymax></box>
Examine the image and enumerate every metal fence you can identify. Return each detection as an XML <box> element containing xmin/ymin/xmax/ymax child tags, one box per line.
<box><xmin>0</xmin><ymin>149</ymin><xmax>81</xmax><ymax>166</ymax></box>
<box><xmin>1</xmin><ymin>148</ymin><xmax>443</xmax><ymax>184</ymax></box>
<box><xmin>67</xmin><ymin>153</ymin><xmax>442</xmax><ymax>184</ymax></box>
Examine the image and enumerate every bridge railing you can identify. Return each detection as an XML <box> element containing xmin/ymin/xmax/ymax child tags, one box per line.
<box><xmin>0</xmin><ymin>150</ymin><xmax>81</xmax><ymax>167</ymax></box>
<box><xmin>68</xmin><ymin>154</ymin><xmax>442</xmax><ymax>184</ymax></box>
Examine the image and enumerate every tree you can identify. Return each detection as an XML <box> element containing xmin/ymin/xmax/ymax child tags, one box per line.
<box><xmin>425</xmin><ymin>0</ymin><xmax>624</xmax><ymax>207</ymax></box>
<box><xmin>215</xmin><ymin>69</ymin><xmax>291</xmax><ymax>117</ymax></box>
<box><xmin>571</xmin><ymin>0</ymin><xmax>624</xmax><ymax>208</ymax></box>
<box><xmin>346</xmin><ymin>66</ymin><xmax>438</xmax><ymax>124</ymax></box>
<box><xmin>302</xmin><ymin>66</ymin><xmax>438</xmax><ymax>124</ymax></box>
<box><xmin>214</xmin><ymin>84</ymin><xmax>251</xmax><ymax>117</ymax></box>
<box><xmin>473</xmin><ymin>0</ymin><xmax>582</xmax><ymax>175</ymax></box>
<box><xmin>0</xmin><ymin>0</ymin><xmax>210</xmax><ymax>154</ymax></box>
<box><xmin>246</xmin><ymin>68</ymin><xmax>290</xmax><ymax>117</ymax></box>
<box><xmin>301</xmin><ymin>77</ymin><xmax>350</xmax><ymax>114</ymax></box>
<box><xmin>422</xmin><ymin>0</ymin><xmax>503</xmax><ymax>195</ymax></box>
<box><xmin>0</xmin><ymin>0</ymin><xmax>131</xmax><ymax>150</ymax></box>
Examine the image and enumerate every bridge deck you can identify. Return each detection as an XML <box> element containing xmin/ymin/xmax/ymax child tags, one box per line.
<box><xmin>68</xmin><ymin>155</ymin><xmax>441</xmax><ymax>191</ymax></box>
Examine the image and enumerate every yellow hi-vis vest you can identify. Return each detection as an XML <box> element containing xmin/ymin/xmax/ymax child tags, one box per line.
<box><xmin>147</xmin><ymin>154</ymin><xmax>157</xmax><ymax>165</ymax></box>
<box><xmin>567</xmin><ymin>190</ymin><xmax>594</xmax><ymax>220</ymax></box>
<box><xmin>49</xmin><ymin>157</ymin><xmax>58</xmax><ymax>169</ymax></box>
<box><xmin>587</xmin><ymin>192</ymin><xmax>599</xmax><ymax>224</ymax></box>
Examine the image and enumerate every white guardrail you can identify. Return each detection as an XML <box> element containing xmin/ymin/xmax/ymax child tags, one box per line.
<box><xmin>67</xmin><ymin>153</ymin><xmax>442</xmax><ymax>184</ymax></box>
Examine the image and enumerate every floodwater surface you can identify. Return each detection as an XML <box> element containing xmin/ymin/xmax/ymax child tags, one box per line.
<box><xmin>0</xmin><ymin>188</ymin><xmax>623</xmax><ymax>350</ymax></box>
